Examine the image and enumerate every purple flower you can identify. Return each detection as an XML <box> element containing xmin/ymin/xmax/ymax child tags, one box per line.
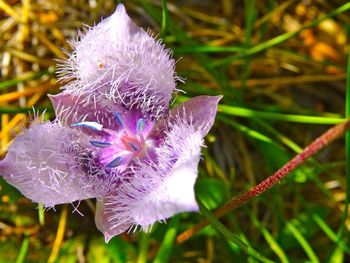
<box><xmin>0</xmin><ymin>4</ymin><xmax>221</xmax><ymax>242</ymax></box>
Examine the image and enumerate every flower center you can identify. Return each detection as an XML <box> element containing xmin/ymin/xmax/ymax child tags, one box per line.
<box><xmin>72</xmin><ymin>111</ymin><xmax>155</xmax><ymax>171</ymax></box>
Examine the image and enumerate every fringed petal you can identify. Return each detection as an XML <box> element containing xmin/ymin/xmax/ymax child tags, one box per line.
<box><xmin>57</xmin><ymin>4</ymin><xmax>178</xmax><ymax>119</ymax></box>
<box><xmin>49</xmin><ymin>92</ymin><xmax>123</xmax><ymax>133</ymax></box>
<box><xmin>0</xmin><ymin>121</ymin><xmax>95</xmax><ymax>207</ymax></box>
<box><xmin>97</xmin><ymin>118</ymin><xmax>203</xmax><ymax>239</ymax></box>
<box><xmin>95</xmin><ymin>199</ymin><xmax>132</xmax><ymax>242</ymax></box>
<box><xmin>130</xmin><ymin>151</ymin><xmax>201</xmax><ymax>228</ymax></box>
<box><xmin>169</xmin><ymin>95</ymin><xmax>222</xmax><ymax>136</ymax></box>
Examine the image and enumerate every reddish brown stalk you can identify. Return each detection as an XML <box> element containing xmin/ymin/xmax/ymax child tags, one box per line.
<box><xmin>176</xmin><ymin>119</ymin><xmax>350</xmax><ymax>244</ymax></box>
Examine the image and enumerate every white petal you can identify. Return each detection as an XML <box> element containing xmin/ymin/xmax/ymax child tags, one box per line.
<box><xmin>100</xmin><ymin>119</ymin><xmax>203</xmax><ymax>237</ymax></box>
<box><xmin>58</xmin><ymin>4</ymin><xmax>177</xmax><ymax>118</ymax></box>
<box><xmin>49</xmin><ymin>92</ymin><xmax>123</xmax><ymax>132</ymax></box>
<box><xmin>169</xmin><ymin>95</ymin><xmax>222</xmax><ymax>136</ymax></box>
<box><xmin>131</xmin><ymin>121</ymin><xmax>202</xmax><ymax>227</ymax></box>
<box><xmin>95</xmin><ymin>199</ymin><xmax>132</xmax><ymax>243</ymax></box>
<box><xmin>0</xmin><ymin>121</ymin><xmax>94</xmax><ymax>207</ymax></box>
<box><xmin>131</xmin><ymin>154</ymin><xmax>200</xmax><ymax>228</ymax></box>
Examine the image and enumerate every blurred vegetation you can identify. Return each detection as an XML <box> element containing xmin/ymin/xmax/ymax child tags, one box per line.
<box><xmin>0</xmin><ymin>0</ymin><xmax>350</xmax><ymax>262</ymax></box>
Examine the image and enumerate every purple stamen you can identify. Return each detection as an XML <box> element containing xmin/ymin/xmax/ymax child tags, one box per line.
<box><xmin>114</xmin><ymin>112</ymin><xmax>123</xmax><ymax>127</ymax></box>
<box><xmin>107</xmin><ymin>156</ymin><xmax>122</xmax><ymax>168</ymax></box>
<box><xmin>128</xmin><ymin>142</ymin><xmax>139</xmax><ymax>151</ymax></box>
<box><xmin>137</xmin><ymin>118</ymin><xmax>145</xmax><ymax>132</ymax></box>
<box><xmin>90</xmin><ymin>141</ymin><xmax>112</xmax><ymax>148</ymax></box>
<box><xmin>89</xmin><ymin>111</ymin><xmax>154</xmax><ymax>169</ymax></box>
<box><xmin>71</xmin><ymin>121</ymin><xmax>103</xmax><ymax>131</ymax></box>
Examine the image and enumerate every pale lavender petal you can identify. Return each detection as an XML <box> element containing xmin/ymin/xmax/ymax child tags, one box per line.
<box><xmin>98</xmin><ymin>119</ymin><xmax>203</xmax><ymax>238</ymax></box>
<box><xmin>130</xmin><ymin>155</ymin><xmax>201</xmax><ymax>228</ymax></box>
<box><xmin>57</xmin><ymin>4</ymin><xmax>178</xmax><ymax>118</ymax></box>
<box><xmin>130</xmin><ymin>120</ymin><xmax>203</xmax><ymax>227</ymax></box>
<box><xmin>49</xmin><ymin>92</ymin><xmax>121</xmax><ymax>131</ymax></box>
<box><xmin>169</xmin><ymin>95</ymin><xmax>222</xmax><ymax>136</ymax></box>
<box><xmin>95</xmin><ymin>199</ymin><xmax>132</xmax><ymax>243</ymax></box>
<box><xmin>0</xmin><ymin>121</ymin><xmax>95</xmax><ymax>207</ymax></box>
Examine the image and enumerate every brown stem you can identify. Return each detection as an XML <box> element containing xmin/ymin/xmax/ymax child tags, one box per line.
<box><xmin>176</xmin><ymin>119</ymin><xmax>350</xmax><ymax>244</ymax></box>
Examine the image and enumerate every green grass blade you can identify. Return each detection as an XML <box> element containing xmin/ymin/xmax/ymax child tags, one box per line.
<box><xmin>176</xmin><ymin>95</ymin><xmax>344</xmax><ymax>124</ymax></box>
<box><xmin>286</xmin><ymin>223</ymin><xmax>320</xmax><ymax>263</ymax></box>
<box><xmin>15</xmin><ymin>237</ymin><xmax>29</xmax><ymax>263</ymax></box>
<box><xmin>342</xmin><ymin>43</ymin><xmax>350</xmax><ymax>237</ymax></box>
<box><xmin>329</xmin><ymin>245</ymin><xmax>344</xmax><ymax>263</ymax></box>
<box><xmin>313</xmin><ymin>214</ymin><xmax>337</xmax><ymax>239</ymax></box>
<box><xmin>0</xmin><ymin>70</ymin><xmax>52</xmax><ymax>91</ymax></box>
<box><xmin>0</xmin><ymin>107</ymin><xmax>53</xmax><ymax>114</ymax></box>
<box><xmin>199</xmin><ymin>200</ymin><xmax>275</xmax><ymax>263</ymax></box>
<box><xmin>255</xmin><ymin>119</ymin><xmax>302</xmax><ymax>152</ymax></box>
<box><xmin>245</xmin><ymin>0</ymin><xmax>255</xmax><ymax>45</ymax></box>
<box><xmin>106</xmin><ymin>237</ymin><xmax>136</xmax><ymax>263</ymax></box>
<box><xmin>239</xmin><ymin>0</ymin><xmax>255</xmax><ymax>97</ymax></box>
<box><xmin>38</xmin><ymin>203</ymin><xmax>45</xmax><ymax>226</ymax></box>
<box><xmin>153</xmin><ymin>216</ymin><xmax>179</xmax><ymax>263</ymax></box>
<box><xmin>136</xmin><ymin>232</ymin><xmax>149</xmax><ymax>263</ymax></box>
<box><xmin>173</xmin><ymin>46</ymin><xmax>245</xmax><ymax>53</ymax></box>
<box><xmin>210</xmin><ymin>2</ymin><xmax>350</xmax><ymax>68</ymax></box>
<box><xmin>250</xmin><ymin>214</ymin><xmax>289</xmax><ymax>263</ymax></box>
<box><xmin>218</xmin><ymin>115</ymin><xmax>274</xmax><ymax>144</ymax></box>
<box><xmin>331</xmin><ymin>34</ymin><xmax>350</xmax><ymax>260</ymax></box>
<box><xmin>219</xmin><ymin>104</ymin><xmax>345</xmax><ymax>124</ymax></box>
<box><xmin>161</xmin><ymin>0</ymin><xmax>168</xmax><ymax>37</ymax></box>
<box><xmin>312</xmin><ymin>214</ymin><xmax>350</xmax><ymax>254</ymax></box>
<box><xmin>255</xmin><ymin>0</ymin><xmax>291</xmax><ymax>33</ymax></box>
